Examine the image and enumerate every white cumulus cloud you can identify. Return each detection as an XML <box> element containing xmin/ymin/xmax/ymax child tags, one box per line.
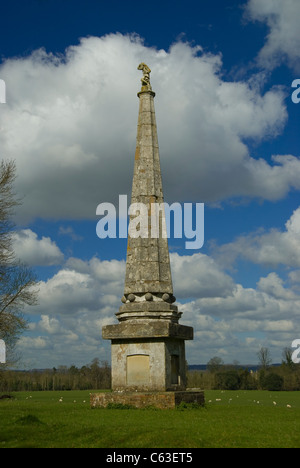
<box><xmin>12</xmin><ymin>229</ymin><xmax>64</xmax><ymax>266</ymax></box>
<box><xmin>0</xmin><ymin>34</ymin><xmax>296</xmax><ymax>224</ymax></box>
<box><xmin>213</xmin><ymin>207</ymin><xmax>300</xmax><ymax>268</ymax></box>
<box><xmin>245</xmin><ymin>0</ymin><xmax>300</xmax><ymax>71</ymax></box>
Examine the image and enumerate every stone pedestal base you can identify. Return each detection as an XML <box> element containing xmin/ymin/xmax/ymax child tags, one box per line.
<box><xmin>90</xmin><ymin>390</ymin><xmax>205</xmax><ymax>409</ymax></box>
<box><xmin>102</xmin><ymin>320</ymin><xmax>193</xmax><ymax>392</ymax></box>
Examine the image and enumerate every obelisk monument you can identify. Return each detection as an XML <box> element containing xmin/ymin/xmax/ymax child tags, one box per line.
<box><xmin>92</xmin><ymin>64</ymin><xmax>204</xmax><ymax>408</ymax></box>
<box><xmin>101</xmin><ymin>63</ymin><xmax>194</xmax><ymax>395</ymax></box>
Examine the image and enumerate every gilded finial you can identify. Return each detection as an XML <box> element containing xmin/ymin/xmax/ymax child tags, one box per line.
<box><xmin>137</xmin><ymin>63</ymin><xmax>152</xmax><ymax>91</ymax></box>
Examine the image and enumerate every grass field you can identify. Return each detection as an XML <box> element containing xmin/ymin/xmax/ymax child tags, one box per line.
<box><xmin>1</xmin><ymin>389</ymin><xmax>300</xmax><ymax>448</ymax></box>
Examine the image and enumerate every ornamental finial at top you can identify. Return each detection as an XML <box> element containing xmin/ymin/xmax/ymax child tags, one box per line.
<box><xmin>137</xmin><ymin>62</ymin><xmax>152</xmax><ymax>91</ymax></box>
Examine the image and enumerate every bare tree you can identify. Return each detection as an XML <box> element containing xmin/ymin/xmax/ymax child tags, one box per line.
<box><xmin>0</xmin><ymin>160</ymin><xmax>38</xmax><ymax>359</ymax></box>
<box><xmin>282</xmin><ymin>347</ymin><xmax>295</xmax><ymax>369</ymax></box>
<box><xmin>257</xmin><ymin>347</ymin><xmax>272</xmax><ymax>369</ymax></box>
<box><xmin>207</xmin><ymin>356</ymin><xmax>224</xmax><ymax>373</ymax></box>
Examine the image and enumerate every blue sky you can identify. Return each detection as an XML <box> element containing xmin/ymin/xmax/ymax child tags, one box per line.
<box><xmin>0</xmin><ymin>0</ymin><xmax>299</xmax><ymax>368</ymax></box>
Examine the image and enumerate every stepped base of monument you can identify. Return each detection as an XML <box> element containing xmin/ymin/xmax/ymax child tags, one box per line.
<box><xmin>90</xmin><ymin>390</ymin><xmax>205</xmax><ymax>409</ymax></box>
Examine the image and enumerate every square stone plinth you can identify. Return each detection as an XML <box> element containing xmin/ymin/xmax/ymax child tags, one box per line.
<box><xmin>110</xmin><ymin>338</ymin><xmax>187</xmax><ymax>391</ymax></box>
<box><xmin>90</xmin><ymin>390</ymin><xmax>205</xmax><ymax>409</ymax></box>
<box><xmin>102</xmin><ymin>320</ymin><xmax>193</xmax><ymax>392</ymax></box>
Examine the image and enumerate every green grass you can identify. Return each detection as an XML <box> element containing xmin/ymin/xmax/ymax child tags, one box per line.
<box><xmin>1</xmin><ymin>390</ymin><xmax>300</xmax><ymax>448</ymax></box>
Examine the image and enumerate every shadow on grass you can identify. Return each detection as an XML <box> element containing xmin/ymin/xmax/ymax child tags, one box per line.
<box><xmin>16</xmin><ymin>414</ymin><xmax>44</xmax><ymax>425</ymax></box>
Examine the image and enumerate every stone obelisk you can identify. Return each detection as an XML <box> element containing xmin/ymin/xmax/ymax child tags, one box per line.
<box><xmin>102</xmin><ymin>64</ymin><xmax>194</xmax><ymax>394</ymax></box>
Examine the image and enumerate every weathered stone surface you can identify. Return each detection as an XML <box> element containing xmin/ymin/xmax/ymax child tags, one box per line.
<box><xmin>124</xmin><ymin>82</ymin><xmax>173</xmax><ymax>297</ymax></box>
<box><xmin>116</xmin><ymin>301</ymin><xmax>182</xmax><ymax>322</ymax></box>
<box><xmin>98</xmin><ymin>66</ymin><xmax>195</xmax><ymax>396</ymax></box>
<box><xmin>90</xmin><ymin>390</ymin><xmax>205</xmax><ymax>409</ymax></box>
<box><xmin>118</xmin><ymin>301</ymin><xmax>179</xmax><ymax>313</ymax></box>
<box><xmin>102</xmin><ymin>321</ymin><xmax>193</xmax><ymax>340</ymax></box>
<box><xmin>108</xmin><ymin>338</ymin><xmax>189</xmax><ymax>392</ymax></box>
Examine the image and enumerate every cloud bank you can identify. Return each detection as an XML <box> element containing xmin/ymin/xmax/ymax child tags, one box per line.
<box><xmin>0</xmin><ymin>33</ymin><xmax>298</xmax><ymax>223</ymax></box>
<box><xmin>17</xmin><ymin>210</ymin><xmax>300</xmax><ymax>367</ymax></box>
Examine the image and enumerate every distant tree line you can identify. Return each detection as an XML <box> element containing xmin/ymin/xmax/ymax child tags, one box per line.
<box><xmin>0</xmin><ymin>358</ymin><xmax>111</xmax><ymax>392</ymax></box>
<box><xmin>1</xmin><ymin>347</ymin><xmax>300</xmax><ymax>393</ymax></box>
<box><xmin>187</xmin><ymin>347</ymin><xmax>300</xmax><ymax>391</ymax></box>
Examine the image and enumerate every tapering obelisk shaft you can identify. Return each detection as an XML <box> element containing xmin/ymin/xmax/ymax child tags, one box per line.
<box><xmin>102</xmin><ymin>64</ymin><xmax>193</xmax><ymax>393</ymax></box>
<box><xmin>124</xmin><ymin>69</ymin><xmax>173</xmax><ymax>299</ymax></box>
